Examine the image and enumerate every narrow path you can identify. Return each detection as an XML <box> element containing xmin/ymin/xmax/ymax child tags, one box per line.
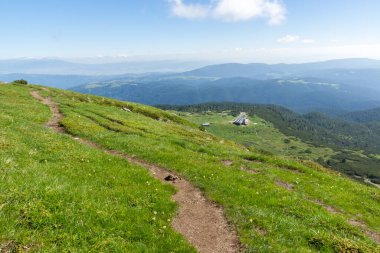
<box><xmin>364</xmin><ymin>178</ymin><xmax>380</xmax><ymax>189</ymax></box>
<box><xmin>30</xmin><ymin>90</ymin><xmax>240</xmax><ymax>253</ymax></box>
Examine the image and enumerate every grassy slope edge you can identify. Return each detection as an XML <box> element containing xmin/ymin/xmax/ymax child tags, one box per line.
<box><xmin>1</xmin><ymin>84</ymin><xmax>379</xmax><ymax>252</ymax></box>
<box><xmin>0</xmin><ymin>84</ymin><xmax>195</xmax><ymax>252</ymax></box>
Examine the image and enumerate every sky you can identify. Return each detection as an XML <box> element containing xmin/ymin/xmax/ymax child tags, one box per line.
<box><xmin>1</xmin><ymin>0</ymin><xmax>380</xmax><ymax>63</ymax></box>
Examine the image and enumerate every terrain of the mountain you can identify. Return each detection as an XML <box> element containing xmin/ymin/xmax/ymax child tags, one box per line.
<box><xmin>159</xmin><ymin>102</ymin><xmax>380</xmax><ymax>184</ymax></box>
<box><xmin>1</xmin><ymin>83</ymin><xmax>379</xmax><ymax>252</ymax></box>
<box><xmin>340</xmin><ymin>107</ymin><xmax>380</xmax><ymax>123</ymax></box>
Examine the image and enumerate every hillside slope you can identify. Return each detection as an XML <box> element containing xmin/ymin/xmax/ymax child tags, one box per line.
<box><xmin>341</xmin><ymin>107</ymin><xmax>380</xmax><ymax>123</ymax></box>
<box><xmin>159</xmin><ymin>103</ymin><xmax>380</xmax><ymax>184</ymax></box>
<box><xmin>1</xmin><ymin>84</ymin><xmax>379</xmax><ymax>252</ymax></box>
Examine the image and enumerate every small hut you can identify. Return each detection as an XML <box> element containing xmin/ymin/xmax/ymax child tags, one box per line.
<box><xmin>233</xmin><ymin>113</ymin><xmax>249</xmax><ymax>126</ymax></box>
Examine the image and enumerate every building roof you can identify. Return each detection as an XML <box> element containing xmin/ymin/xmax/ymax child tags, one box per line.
<box><xmin>233</xmin><ymin>113</ymin><xmax>249</xmax><ymax>125</ymax></box>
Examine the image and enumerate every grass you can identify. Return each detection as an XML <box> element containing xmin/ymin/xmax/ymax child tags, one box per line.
<box><xmin>179</xmin><ymin>111</ymin><xmax>336</xmax><ymax>160</ymax></box>
<box><xmin>0</xmin><ymin>85</ymin><xmax>195</xmax><ymax>252</ymax></box>
<box><xmin>47</xmin><ymin>86</ymin><xmax>380</xmax><ymax>252</ymax></box>
<box><xmin>1</xmin><ymin>84</ymin><xmax>379</xmax><ymax>252</ymax></box>
<box><xmin>179</xmin><ymin>111</ymin><xmax>380</xmax><ymax>186</ymax></box>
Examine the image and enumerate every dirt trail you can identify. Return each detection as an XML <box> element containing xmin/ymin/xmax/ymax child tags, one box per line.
<box><xmin>30</xmin><ymin>90</ymin><xmax>240</xmax><ymax>253</ymax></box>
<box><xmin>31</xmin><ymin>91</ymin><xmax>64</xmax><ymax>133</ymax></box>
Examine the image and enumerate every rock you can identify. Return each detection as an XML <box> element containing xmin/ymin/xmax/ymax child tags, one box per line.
<box><xmin>165</xmin><ymin>174</ymin><xmax>180</xmax><ymax>183</ymax></box>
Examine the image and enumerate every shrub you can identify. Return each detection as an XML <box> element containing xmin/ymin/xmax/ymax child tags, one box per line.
<box><xmin>13</xmin><ymin>79</ymin><xmax>28</xmax><ymax>85</ymax></box>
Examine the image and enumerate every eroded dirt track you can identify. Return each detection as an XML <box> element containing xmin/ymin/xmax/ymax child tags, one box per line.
<box><xmin>31</xmin><ymin>90</ymin><xmax>240</xmax><ymax>253</ymax></box>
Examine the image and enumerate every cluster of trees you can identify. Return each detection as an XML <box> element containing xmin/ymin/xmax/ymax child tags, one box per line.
<box><xmin>13</xmin><ymin>79</ymin><xmax>28</xmax><ymax>85</ymax></box>
<box><xmin>341</xmin><ymin>108</ymin><xmax>380</xmax><ymax>123</ymax></box>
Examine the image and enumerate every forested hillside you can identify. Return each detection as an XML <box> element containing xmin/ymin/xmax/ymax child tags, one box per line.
<box><xmin>340</xmin><ymin>107</ymin><xmax>380</xmax><ymax>123</ymax></box>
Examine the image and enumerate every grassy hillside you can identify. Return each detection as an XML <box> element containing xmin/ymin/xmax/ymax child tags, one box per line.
<box><xmin>0</xmin><ymin>84</ymin><xmax>195</xmax><ymax>252</ymax></box>
<box><xmin>159</xmin><ymin>103</ymin><xmax>380</xmax><ymax>184</ymax></box>
<box><xmin>176</xmin><ymin>111</ymin><xmax>335</xmax><ymax>160</ymax></box>
<box><xmin>1</xmin><ymin>83</ymin><xmax>380</xmax><ymax>252</ymax></box>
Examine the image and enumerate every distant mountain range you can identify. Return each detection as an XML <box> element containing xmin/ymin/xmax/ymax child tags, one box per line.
<box><xmin>184</xmin><ymin>58</ymin><xmax>380</xmax><ymax>79</ymax></box>
<box><xmin>2</xmin><ymin>58</ymin><xmax>380</xmax><ymax>114</ymax></box>
<box><xmin>70</xmin><ymin>58</ymin><xmax>380</xmax><ymax>114</ymax></box>
<box><xmin>0</xmin><ymin>58</ymin><xmax>207</xmax><ymax>75</ymax></box>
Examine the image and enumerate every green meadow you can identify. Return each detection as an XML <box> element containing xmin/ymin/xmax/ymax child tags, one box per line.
<box><xmin>0</xmin><ymin>83</ymin><xmax>379</xmax><ymax>252</ymax></box>
<box><xmin>178</xmin><ymin>111</ymin><xmax>336</xmax><ymax>160</ymax></box>
<box><xmin>0</xmin><ymin>85</ymin><xmax>195</xmax><ymax>252</ymax></box>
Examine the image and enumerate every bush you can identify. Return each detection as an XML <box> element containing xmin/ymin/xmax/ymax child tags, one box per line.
<box><xmin>13</xmin><ymin>79</ymin><xmax>28</xmax><ymax>85</ymax></box>
<box><xmin>198</xmin><ymin>126</ymin><xmax>206</xmax><ymax>132</ymax></box>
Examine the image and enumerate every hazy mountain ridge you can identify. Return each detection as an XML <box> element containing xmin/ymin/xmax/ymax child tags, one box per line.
<box><xmin>0</xmin><ymin>58</ymin><xmax>208</xmax><ymax>75</ymax></box>
<box><xmin>68</xmin><ymin>58</ymin><xmax>380</xmax><ymax>114</ymax></box>
<box><xmin>184</xmin><ymin>58</ymin><xmax>380</xmax><ymax>79</ymax></box>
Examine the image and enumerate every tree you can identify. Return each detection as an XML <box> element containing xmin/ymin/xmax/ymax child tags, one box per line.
<box><xmin>13</xmin><ymin>79</ymin><xmax>28</xmax><ymax>85</ymax></box>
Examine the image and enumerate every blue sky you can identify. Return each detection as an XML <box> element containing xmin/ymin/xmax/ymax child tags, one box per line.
<box><xmin>1</xmin><ymin>0</ymin><xmax>380</xmax><ymax>63</ymax></box>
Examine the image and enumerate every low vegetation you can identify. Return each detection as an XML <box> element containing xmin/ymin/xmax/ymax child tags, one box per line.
<box><xmin>175</xmin><ymin>111</ymin><xmax>335</xmax><ymax>160</ymax></box>
<box><xmin>159</xmin><ymin>103</ymin><xmax>380</xmax><ymax>184</ymax></box>
<box><xmin>1</xmin><ymin>84</ymin><xmax>379</xmax><ymax>252</ymax></box>
<box><xmin>0</xmin><ymin>85</ymin><xmax>194</xmax><ymax>252</ymax></box>
<box><xmin>12</xmin><ymin>79</ymin><xmax>28</xmax><ymax>85</ymax></box>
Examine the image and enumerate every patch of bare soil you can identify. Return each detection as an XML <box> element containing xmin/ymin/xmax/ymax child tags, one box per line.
<box><xmin>308</xmin><ymin>198</ymin><xmax>379</xmax><ymax>244</ymax></box>
<box><xmin>310</xmin><ymin>199</ymin><xmax>341</xmax><ymax>215</ymax></box>
<box><xmin>223</xmin><ymin>160</ymin><xmax>233</xmax><ymax>166</ymax></box>
<box><xmin>349</xmin><ymin>220</ymin><xmax>380</xmax><ymax>244</ymax></box>
<box><xmin>239</xmin><ymin>166</ymin><xmax>258</xmax><ymax>174</ymax></box>
<box><xmin>243</xmin><ymin>158</ymin><xmax>263</xmax><ymax>165</ymax></box>
<box><xmin>31</xmin><ymin>90</ymin><xmax>241</xmax><ymax>253</ymax></box>
<box><xmin>254</xmin><ymin>226</ymin><xmax>268</xmax><ymax>236</ymax></box>
<box><xmin>276</xmin><ymin>181</ymin><xmax>294</xmax><ymax>191</ymax></box>
<box><xmin>0</xmin><ymin>241</ymin><xmax>32</xmax><ymax>253</ymax></box>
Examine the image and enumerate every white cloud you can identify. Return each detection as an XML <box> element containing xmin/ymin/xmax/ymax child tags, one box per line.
<box><xmin>169</xmin><ymin>0</ymin><xmax>209</xmax><ymax>19</ymax></box>
<box><xmin>278</xmin><ymin>35</ymin><xmax>300</xmax><ymax>43</ymax></box>
<box><xmin>278</xmin><ymin>35</ymin><xmax>315</xmax><ymax>44</ymax></box>
<box><xmin>169</xmin><ymin>0</ymin><xmax>286</xmax><ymax>24</ymax></box>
